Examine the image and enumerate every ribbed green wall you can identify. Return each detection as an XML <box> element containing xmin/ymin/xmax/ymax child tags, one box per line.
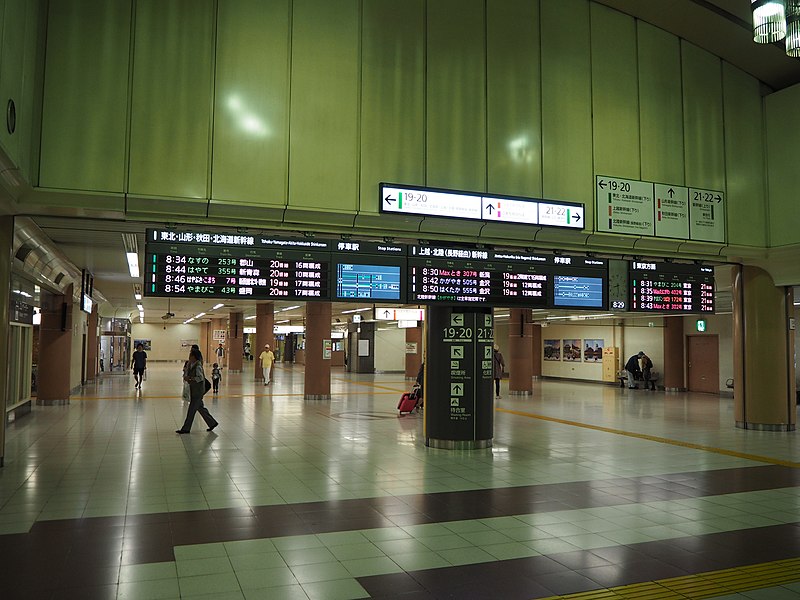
<box><xmin>765</xmin><ymin>84</ymin><xmax>800</xmax><ymax>248</ymax></box>
<box><xmin>35</xmin><ymin>0</ymin><xmax>771</xmax><ymax>248</ymax></box>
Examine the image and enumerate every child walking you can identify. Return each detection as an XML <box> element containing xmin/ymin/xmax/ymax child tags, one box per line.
<box><xmin>211</xmin><ymin>363</ymin><xmax>222</xmax><ymax>394</ymax></box>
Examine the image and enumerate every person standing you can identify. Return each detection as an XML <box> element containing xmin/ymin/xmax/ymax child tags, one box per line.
<box><xmin>131</xmin><ymin>343</ymin><xmax>147</xmax><ymax>389</ymax></box>
<box><xmin>493</xmin><ymin>344</ymin><xmax>505</xmax><ymax>400</ymax></box>
<box><xmin>211</xmin><ymin>363</ymin><xmax>222</xmax><ymax>394</ymax></box>
<box><xmin>215</xmin><ymin>343</ymin><xmax>225</xmax><ymax>366</ymax></box>
<box><xmin>176</xmin><ymin>348</ymin><xmax>218</xmax><ymax>434</ymax></box>
<box><xmin>641</xmin><ymin>352</ymin><xmax>655</xmax><ymax>390</ymax></box>
<box><xmin>259</xmin><ymin>344</ymin><xmax>275</xmax><ymax>385</ymax></box>
<box><xmin>625</xmin><ymin>351</ymin><xmax>644</xmax><ymax>389</ymax></box>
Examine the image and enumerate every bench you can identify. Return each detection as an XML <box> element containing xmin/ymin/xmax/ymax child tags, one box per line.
<box><xmin>618</xmin><ymin>370</ymin><xmax>659</xmax><ymax>390</ymax></box>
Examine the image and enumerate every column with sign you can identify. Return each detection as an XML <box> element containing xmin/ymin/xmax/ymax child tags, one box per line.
<box><xmin>425</xmin><ymin>307</ymin><xmax>493</xmax><ymax>449</ymax></box>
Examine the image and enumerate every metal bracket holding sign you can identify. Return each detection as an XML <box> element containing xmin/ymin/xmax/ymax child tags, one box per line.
<box><xmin>380</xmin><ymin>183</ymin><xmax>584</xmax><ymax>229</ymax></box>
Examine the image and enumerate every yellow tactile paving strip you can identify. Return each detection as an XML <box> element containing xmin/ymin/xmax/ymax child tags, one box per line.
<box><xmin>538</xmin><ymin>557</ymin><xmax>800</xmax><ymax>599</ymax></box>
<box><xmin>497</xmin><ymin>407</ymin><xmax>800</xmax><ymax>469</ymax></box>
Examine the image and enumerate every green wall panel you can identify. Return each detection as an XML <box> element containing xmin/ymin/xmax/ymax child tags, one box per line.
<box><xmin>541</xmin><ymin>0</ymin><xmax>592</xmax><ymax>211</ymax></box>
<box><xmin>359</xmin><ymin>0</ymin><xmax>424</xmax><ymax>213</ymax></box>
<box><xmin>129</xmin><ymin>0</ymin><xmax>214</xmax><ymax>200</ymax></box>
<box><xmin>637</xmin><ymin>21</ymin><xmax>683</xmax><ymax>186</ymax></box>
<box><xmin>765</xmin><ymin>84</ymin><xmax>800</xmax><ymax>247</ymax></box>
<box><xmin>486</xmin><ymin>0</ymin><xmax>541</xmax><ymax>198</ymax></box>
<box><xmin>288</xmin><ymin>0</ymin><xmax>359</xmax><ymax>213</ymax></box>
<box><xmin>681</xmin><ymin>42</ymin><xmax>724</xmax><ymax>192</ymax></box>
<box><xmin>426</xmin><ymin>0</ymin><xmax>486</xmax><ymax>191</ymax></box>
<box><xmin>0</xmin><ymin>0</ymin><xmax>28</xmax><ymax>165</ymax></box>
<box><xmin>18</xmin><ymin>0</ymin><xmax>42</xmax><ymax>182</ymax></box>
<box><xmin>722</xmin><ymin>63</ymin><xmax>766</xmax><ymax>248</ymax></box>
<box><xmin>591</xmin><ymin>3</ymin><xmax>639</xmax><ymax>181</ymax></box>
<box><xmin>212</xmin><ymin>0</ymin><xmax>290</xmax><ymax>207</ymax></box>
<box><xmin>39</xmin><ymin>0</ymin><xmax>130</xmax><ymax>192</ymax></box>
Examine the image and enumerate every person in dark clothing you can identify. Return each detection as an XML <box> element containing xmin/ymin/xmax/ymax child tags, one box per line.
<box><xmin>625</xmin><ymin>351</ymin><xmax>644</xmax><ymax>389</ymax></box>
<box><xmin>131</xmin><ymin>343</ymin><xmax>147</xmax><ymax>389</ymax></box>
<box><xmin>415</xmin><ymin>362</ymin><xmax>424</xmax><ymax>406</ymax></box>
<box><xmin>493</xmin><ymin>345</ymin><xmax>505</xmax><ymax>399</ymax></box>
<box><xmin>176</xmin><ymin>348</ymin><xmax>218</xmax><ymax>434</ymax></box>
<box><xmin>641</xmin><ymin>352</ymin><xmax>655</xmax><ymax>390</ymax></box>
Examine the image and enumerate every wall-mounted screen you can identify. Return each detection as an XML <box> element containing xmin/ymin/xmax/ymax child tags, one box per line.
<box><xmin>553</xmin><ymin>276</ymin><xmax>604</xmax><ymax>308</ymax></box>
<box><xmin>629</xmin><ymin>261</ymin><xmax>714</xmax><ymax>313</ymax></box>
<box><xmin>335</xmin><ymin>263</ymin><xmax>401</xmax><ymax>301</ymax></box>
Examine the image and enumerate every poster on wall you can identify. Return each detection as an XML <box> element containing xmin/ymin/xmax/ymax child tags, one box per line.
<box><xmin>213</xmin><ymin>329</ymin><xmax>226</xmax><ymax>341</ymax></box>
<box><xmin>133</xmin><ymin>339</ymin><xmax>152</xmax><ymax>351</ymax></box>
<box><xmin>543</xmin><ymin>339</ymin><xmax>561</xmax><ymax>361</ymax></box>
<box><xmin>583</xmin><ymin>339</ymin><xmax>604</xmax><ymax>362</ymax></box>
<box><xmin>563</xmin><ymin>339</ymin><xmax>581</xmax><ymax>362</ymax></box>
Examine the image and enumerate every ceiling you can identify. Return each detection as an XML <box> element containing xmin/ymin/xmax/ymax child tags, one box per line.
<box><xmin>21</xmin><ymin>1</ymin><xmax>798</xmax><ymax>325</ymax></box>
<box><xmin>594</xmin><ymin>0</ymin><xmax>800</xmax><ymax>91</ymax></box>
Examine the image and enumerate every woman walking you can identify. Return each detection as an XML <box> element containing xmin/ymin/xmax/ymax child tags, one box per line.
<box><xmin>176</xmin><ymin>348</ymin><xmax>218</xmax><ymax>434</ymax></box>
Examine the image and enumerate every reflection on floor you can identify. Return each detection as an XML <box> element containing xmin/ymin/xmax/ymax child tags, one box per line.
<box><xmin>1</xmin><ymin>363</ymin><xmax>800</xmax><ymax>599</ymax></box>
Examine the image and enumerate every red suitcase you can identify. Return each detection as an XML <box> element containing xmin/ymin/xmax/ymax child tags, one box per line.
<box><xmin>398</xmin><ymin>390</ymin><xmax>419</xmax><ymax>415</ymax></box>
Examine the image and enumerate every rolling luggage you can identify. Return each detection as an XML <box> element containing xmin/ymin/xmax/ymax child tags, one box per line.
<box><xmin>398</xmin><ymin>388</ymin><xmax>420</xmax><ymax>415</ymax></box>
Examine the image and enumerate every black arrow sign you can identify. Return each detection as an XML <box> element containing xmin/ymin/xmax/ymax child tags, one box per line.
<box><xmin>383</xmin><ymin>310</ymin><xmax>391</xmax><ymax>318</ymax></box>
<box><xmin>384</xmin><ymin>195</ymin><xmax>396</xmax><ymax>206</ymax></box>
<box><xmin>714</xmin><ymin>194</ymin><xmax>721</xmax><ymax>203</ymax></box>
<box><xmin>572</xmin><ymin>213</ymin><xmax>581</xmax><ymax>222</ymax></box>
<box><xmin>485</xmin><ymin>204</ymin><xmax>495</xmax><ymax>214</ymax></box>
<box><xmin>453</xmin><ymin>384</ymin><xmax>462</xmax><ymax>394</ymax></box>
<box><xmin>668</xmin><ymin>188</ymin><xmax>674</xmax><ymax>198</ymax></box>
<box><xmin>598</xmin><ymin>180</ymin><xmax>607</xmax><ymax>189</ymax></box>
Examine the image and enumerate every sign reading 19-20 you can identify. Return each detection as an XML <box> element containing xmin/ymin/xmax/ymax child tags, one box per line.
<box><xmin>380</xmin><ymin>183</ymin><xmax>584</xmax><ymax>230</ymax></box>
<box><xmin>595</xmin><ymin>176</ymin><xmax>725</xmax><ymax>243</ymax></box>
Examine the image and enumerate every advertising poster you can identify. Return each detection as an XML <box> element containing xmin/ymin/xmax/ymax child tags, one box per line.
<box><xmin>133</xmin><ymin>339</ymin><xmax>152</xmax><ymax>351</ymax></box>
<box><xmin>563</xmin><ymin>339</ymin><xmax>581</xmax><ymax>362</ymax></box>
<box><xmin>544</xmin><ymin>339</ymin><xmax>561</xmax><ymax>361</ymax></box>
<box><xmin>583</xmin><ymin>339</ymin><xmax>604</xmax><ymax>362</ymax></box>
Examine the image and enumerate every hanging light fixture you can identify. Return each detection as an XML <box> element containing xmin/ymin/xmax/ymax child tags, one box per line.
<box><xmin>787</xmin><ymin>0</ymin><xmax>800</xmax><ymax>56</ymax></box>
<box><xmin>752</xmin><ymin>0</ymin><xmax>786</xmax><ymax>44</ymax></box>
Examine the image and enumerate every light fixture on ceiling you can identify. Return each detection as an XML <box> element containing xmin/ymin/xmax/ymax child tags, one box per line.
<box><xmin>751</xmin><ymin>0</ymin><xmax>800</xmax><ymax>56</ymax></box>
<box><xmin>212</xmin><ymin>303</ymin><xmax>224</xmax><ymax>310</ymax></box>
<box><xmin>341</xmin><ymin>307</ymin><xmax>372</xmax><ymax>314</ymax></box>
<box><xmin>245</xmin><ymin>315</ymin><xmax>256</xmax><ymax>320</ymax></box>
<box><xmin>134</xmin><ymin>283</ymin><xmax>142</xmax><ymax>301</ymax></box>
<box><xmin>195</xmin><ymin>312</ymin><xmax>206</xmax><ymax>319</ymax></box>
<box><xmin>122</xmin><ymin>233</ymin><xmax>140</xmax><ymax>278</ymax></box>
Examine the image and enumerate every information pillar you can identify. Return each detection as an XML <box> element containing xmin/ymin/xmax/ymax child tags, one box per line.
<box><xmin>254</xmin><ymin>302</ymin><xmax>274</xmax><ymax>381</ymax></box>
<box><xmin>425</xmin><ymin>306</ymin><xmax>493</xmax><ymax>449</ymax></box>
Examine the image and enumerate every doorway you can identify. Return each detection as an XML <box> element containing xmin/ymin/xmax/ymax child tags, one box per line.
<box><xmin>687</xmin><ymin>335</ymin><xmax>719</xmax><ymax>394</ymax></box>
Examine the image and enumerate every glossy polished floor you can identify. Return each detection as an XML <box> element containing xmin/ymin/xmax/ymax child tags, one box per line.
<box><xmin>2</xmin><ymin>364</ymin><xmax>800</xmax><ymax>599</ymax></box>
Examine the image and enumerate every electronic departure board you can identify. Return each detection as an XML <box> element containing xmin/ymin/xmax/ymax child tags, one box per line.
<box><xmin>629</xmin><ymin>261</ymin><xmax>714</xmax><ymax>313</ymax></box>
<box><xmin>331</xmin><ymin>241</ymin><xmax>407</xmax><ymax>302</ymax></box>
<box><xmin>145</xmin><ymin>230</ymin><xmax>332</xmax><ymax>300</ymax></box>
<box><xmin>408</xmin><ymin>245</ymin><xmax>607</xmax><ymax>309</ymax></box>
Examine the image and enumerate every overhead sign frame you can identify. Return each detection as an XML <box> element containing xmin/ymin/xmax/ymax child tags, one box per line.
<box><xmin>379</xmin><ymin>182</ymin><xmax>584</xmax><ymax>230</ymax></box>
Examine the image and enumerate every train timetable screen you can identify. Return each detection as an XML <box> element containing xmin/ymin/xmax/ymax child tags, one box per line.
<box><xmin>408</xmin><ymin>246</ymin><xmax>607</xmax><ymax>309</ymax></box>
<box><xmin>144</xmin><ymin>230</ymin><xmax>331</xmax><ymax>300</ymax></box>
<box><xmin>629</xmin><ymin>261</ymin><xmax>714</xmax><ymax>313</ymax></box>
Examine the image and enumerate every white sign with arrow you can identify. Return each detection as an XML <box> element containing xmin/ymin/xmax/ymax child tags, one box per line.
<box><xmin>654</xmin><ymin>183</ymin><xmax>689</xmax><ymax>239</ymax></box>
<box><xmin>374</xmin><ymin>308</ymin><xmax>425</xmax><ymax>321</ymax></box>
<box><xmin>689</xmin><ymin>187</ymin><xmax>725</xmax><ymax>243</ymax></box>
<box><xmin>380</xmin><ymin>184</ymin><xmax>584</xmax><ymax>230</ymax></box>
<box><xmin>596</xmin><ymin>176</ymin><xmax>655</xmax><ymax>236</ymax></box>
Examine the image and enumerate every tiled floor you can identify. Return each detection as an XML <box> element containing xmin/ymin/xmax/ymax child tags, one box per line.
<box><xmin>2</xmin><ymin>363</ymin><xmax>800</xmax><ymax>599</ymax></box>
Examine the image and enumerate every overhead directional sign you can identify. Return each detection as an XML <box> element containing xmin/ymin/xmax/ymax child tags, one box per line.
<box><xmin>374</xmin><ymin>307</ymin><xmax>425</xmax><ymax>321</ymax></box>
<box><xmin>596</xmin><ymin>176</ymin><xmax>655</xmax><ymax>236</ymax></box>
<box><xmin>596</xmin><ymin>176</ymin><xmax>725</xmax><ymax>243</ymax></box>
<box><xmin>689</xmin><ymin>187</ymin><xmax>725</xmax><ymax>243</ymax></box>
<box><xmin>380</xmin><ymin>183</ymin><xmax>584</xmax><ymax>229</ymax></box>
<box><xmin>654</xmin><ymin>183</ymin><xmax>689</xmax><ymax>239</ymax></box>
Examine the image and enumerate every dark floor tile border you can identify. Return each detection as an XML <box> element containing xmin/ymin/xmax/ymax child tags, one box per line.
<box><xmin>0</xmin><ymin>464</ymin><xmax>798</xmax><ymax>593</ymax></box>
<box><xmin>357</xmin><ymin>522</ymin><xmax>800</xmax><ymax>599</ymax></box>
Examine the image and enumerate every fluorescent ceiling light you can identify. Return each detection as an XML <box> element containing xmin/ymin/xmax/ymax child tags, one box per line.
<box><xmin>245</xmin><ymin>315</ymin><xmax>256</xmax><ymax>320</ymax></box>
<box><xmin>134</xmin><ymin>293</ymin><xmax>142</xmax><ymax>300</ymax></box>
<box><xmin>184</xmin><ymin>318</ymin><xmax>194</xmax><ymax>324</ymax></box>
<box><xmin>341</xmin><ymin>307</ymin><xmax>372</xmax><ymax>314</ymax></box>
<box><xmin>275</xmin><ymin>319</ymin><xmax>289</xmax><ymax>324</ymax></box>
<box><xmin>126</xmin><ymin>252</ymin><xmax>140</xmax><ymax>278</ymax></box>
<box><xmin>212</xmin><ymin>303</ymin><xmax>224</xmax><ymax>310</ymax></box>
<box><xmin>195</xmin><ymin>312</ymin><xmax>206</xmax><ymax>318</ymax></box>
<box><xmin>136</xmin><ymin>303</ymin><xmax>144</xmax><ymax>311</ymax></box>
<box><xmin>280</xmin><ymin>305</ymin><xmax>301</xmax><ymax>312</ymax></box>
